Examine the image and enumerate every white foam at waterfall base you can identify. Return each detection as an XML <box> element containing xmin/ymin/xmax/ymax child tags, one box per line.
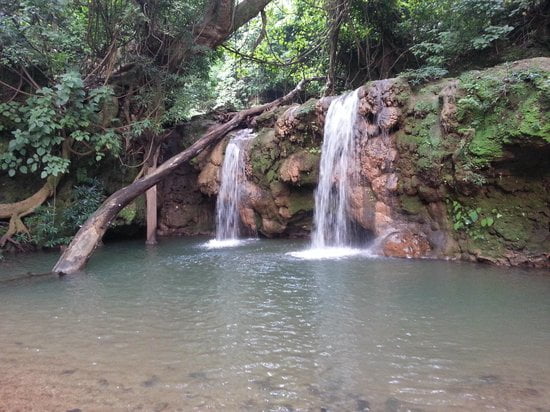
<box><xmin>204</xmin><ymin>129</ymin><xmax>255</xmax><ymax>248</ymax></box>
<box><xmin>203</xmin><ymin>238</ymin><xmax>258</xmax><ymax>249</ymax></box>
<box><xmin>204</xmin><ymin>238</ymin><xmax>245</xmax><ymax>249</ymax></box>
<box><xmin>291</xmin><ymin>88</ymin><xmax>371</xmax><ymax>260</ymax></box>
<box><xmin>288</xmin><ymin>247</ymin><xmax>376</xmax><ymax>260</ymax></box>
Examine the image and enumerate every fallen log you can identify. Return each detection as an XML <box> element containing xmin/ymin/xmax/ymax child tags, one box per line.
<box><xmin>52</xmin><ymin>79</ymin><xmax>317</xmax><ymax>275</ymax></box>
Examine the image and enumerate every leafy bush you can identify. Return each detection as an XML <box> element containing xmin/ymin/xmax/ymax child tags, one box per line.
<box><xmin>62</xmin><ymin>178</ymin><xmax>106</xmax><ymax>230</ymax></box>
<box><xmin>23</xmin><ymin>179</ymin><xmax>105</xmax><ymax>248</ymax></box>
<box><xmin>24</xmin><ymin>206</ymin><xmax>70</xmax><ymax>248</ymax></box>
<box><xmin>0</xmin><ymin>72</ymin><xmax>119</xmax><ymax>179</ymax></box>
<box><xmin>401</xmin><ymin>66</ymin><xmax>449</xmax><ymax>85</ymax></box>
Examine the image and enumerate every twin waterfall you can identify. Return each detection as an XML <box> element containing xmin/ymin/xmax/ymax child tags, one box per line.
<box><xmin>210</xmin><ymin>90</ymin><xmax>366</xmax><ymax>256</ymax></box>
<box><xmin>209</xmin><ymin>129</ymin><xmax>255</xmax><ymax>247</ymax></box>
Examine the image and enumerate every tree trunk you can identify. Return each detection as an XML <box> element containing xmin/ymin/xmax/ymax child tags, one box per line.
<box><xmin>324</xmin><ymin>0</ymin><xmax>349</xmax><ymax>95</ymax></box>
<box><xmin>145</xmin><ymin>147</ymin><xmax>160</xmax><ymax>245</ymax></box>
<box><xmin>52</xmin><ymin>79</ymin><xmax>314</xmax><ymax>275</ymax></box>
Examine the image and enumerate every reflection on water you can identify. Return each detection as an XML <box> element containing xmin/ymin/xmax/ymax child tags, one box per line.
<box><xmin>0</xmin><ymin>238</ymin><xmax>549</xmax><ymax>410</ymax></box>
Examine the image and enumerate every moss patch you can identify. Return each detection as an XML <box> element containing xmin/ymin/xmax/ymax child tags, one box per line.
<box><xmin>287</xmin><ymin>190</ymin><xmax>315</xmax><ymax>216</ymax></box>
<box><xmin>400</xmin><ymin>195</ymin><xmax>425</xmax><ymax>215</ymax></box>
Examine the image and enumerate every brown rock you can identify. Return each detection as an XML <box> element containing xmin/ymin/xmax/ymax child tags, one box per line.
<box><xmin>439</xmin><ymin>80</ymin><xmax>459</xmax><ymax>133</ymax></box>
<box><xmin>262</xmin><ymin>218</ymin><xmax>286</xmax><ymax>235</ymax></box>
<box><xmin>349</xmin><ymin>184</ymin><xmax>376</xmax><ymax>231</ymax></box>
<box><xmin>374</xmin><ymin>201</ymin><xmax>393</xmax><ymax>234</ymax></box>
<box><xmin>377</xmin><ymin>107</ymin><xmax>401</xmax><ymax>131</ymax></box>
<box><xmin>418</xmin><ymin>185</ymin><xmax>443</xmax><ymax>202</ymax></box>
<box><xmin>209</xmin><ymin>139</ymin><xmax>226</xmax><ymax>166</ymax></box>
<box><xmin>371</xmin><ymin>174</ymin><xmax>388</xmax><ymax>195</ymax></box>
<box><xmin>382</xmin><ymin>230</ymin><xmax>431</xmax><ymax>258</ymax></box>
<box><xmin>239</xmin><ymin>207</ymin><xmax>257</xmax><ymax>231</ymax></box>
<box><xmin>197</xmin><ymin>162</ymin><xmax>220</xmax><ymax>196</ymax></box>
<box><xmin>278</xmin><ymin>207</ymin><xmax>291</xmax><ymax>219</ymax></box>
<box><xmin>279</xmin><ymin>150</ymin><xmax>320</xmax><ymax>185</ymax></box>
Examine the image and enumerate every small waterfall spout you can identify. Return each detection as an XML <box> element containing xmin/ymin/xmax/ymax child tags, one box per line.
<box><xmin>210</xmin><ymin>129</ymin><xmax>255</xmax><ymax>247</ymax></box>
<box><xmin>311</xmin><ymin>89</ymin><xmax>361</xmax><ymax>249</ymax></box>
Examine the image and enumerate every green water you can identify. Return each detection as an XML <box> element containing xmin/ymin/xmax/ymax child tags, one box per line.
<box><xmin>0</xmin><ymin>237</ymin><xmax>549</xmax><ymax>411</ymax></box>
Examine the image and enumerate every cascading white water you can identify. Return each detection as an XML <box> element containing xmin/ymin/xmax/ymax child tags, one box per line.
<box><xmin>311</xmin><ymin>89</ymin><xmax>361</xmax><ymax>249</ymax></box>
<box><xmin>288</xmin><ymin>89</ymin><xmax>365</xmax><ymax>259</ymax></box>
<box><xmin>208</xmin><ymin>129</ymin><xmax>255</xmax><ymax>247</ymax></box>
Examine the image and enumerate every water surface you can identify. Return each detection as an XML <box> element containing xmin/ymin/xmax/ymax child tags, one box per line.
<box><xmin>1</xmin><ymin>238</ymin><xmax>549</xmax><ymax>410</ymax></box>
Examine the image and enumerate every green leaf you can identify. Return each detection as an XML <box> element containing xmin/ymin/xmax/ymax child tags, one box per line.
<box><xmin>8</xmin><ymin>169</ymin><xmax>16</xmax><ymax>177</ymax></box>
<box><xmin>468</xmin><ymin>210</ymin><xmax>478</xmax><ymax>222</ymax></box>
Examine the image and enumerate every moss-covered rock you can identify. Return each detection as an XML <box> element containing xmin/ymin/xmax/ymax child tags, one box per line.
<box><xmin>393</xmin><ymin>58</ymin><xmax>549</xmax><ymax>267</ymax></box>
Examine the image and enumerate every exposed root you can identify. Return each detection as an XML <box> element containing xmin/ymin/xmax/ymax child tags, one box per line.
<box><xmin>0</xmin><ymin>178</ymin><xmax>56</xmax><ymax>247</ymax></box>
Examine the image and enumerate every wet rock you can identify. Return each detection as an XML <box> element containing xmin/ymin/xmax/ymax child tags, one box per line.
<box><xmin>158</xmin><ymin>163</ymin><xmax>214</xmax><ymax>236</ymax></box>
<box><xmin>197</xmin><ymin>139</ymin><xmax>228</xmax><ymax>196</ymax></box>
<box><xmin>275</xmin><ymin>99</ymin><xmax>317</xmax><ymax>142</ymax></box>
<box><xmin>197</xmin><ymin>162</ymin><xmax>220</xmax><ymax>196</ymax></box>
<box><xmin>374</xmin><ymin>201</ymin><xmax>394</xmax><ymax>234</ymax></box>
<box><xmin>349</xmin><ymin>184</ymin><xmax>376</xmax><ymax>231</ymax></box>
<box><xmin>378</xmin><ymin>107</ymin><xmax>401</xmax><ymax>131</ymax></box>
<box><xmin>382</xmin><ymin>230</ymin><xmax>431</xmax><ymax>258</ymax></box>
<box><xmin>417</xmin><ymin>185</ymin><xmax>443</xmax><ymax>203</ymax></box>
<box><xmin>279</xmin><ymin>150</ymin><xmax>320</xmax><ymax>185</ymax></box>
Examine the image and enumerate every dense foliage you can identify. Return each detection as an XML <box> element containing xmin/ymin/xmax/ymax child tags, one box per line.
<box><xmin>217</xmin><ymin>0</ymin><xmax>548</xmax><ymax>99</ymax></box>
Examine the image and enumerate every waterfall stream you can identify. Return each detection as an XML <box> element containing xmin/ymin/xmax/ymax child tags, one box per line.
<box><xmin>291</xmin><ymin>89</ymin><xmax>370</xmax><ymax>259</ymax></box>
<box><xmin>207</xmin><ymin>129</ymin><xmax>255</xmax><ymax>247</ymax></box>
<box><xmin>312</xmin><ymin>89</ymin><xmax>360</xmax><ymax>249</ymax></box>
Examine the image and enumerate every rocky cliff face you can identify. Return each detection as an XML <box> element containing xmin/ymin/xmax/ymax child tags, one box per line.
<box><xmin>159</xmin><ymin>58</ymin><xmax>549</xmax><ymax>268</ymax></box>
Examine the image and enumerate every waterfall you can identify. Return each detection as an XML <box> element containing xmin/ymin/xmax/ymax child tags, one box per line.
<box><xmin>311</xmin><ymin>89</ymin><xmax>360</xmax><ymax>249</ymax></box>
<box><xmin>208</xmin><ymin>129</ymin><xmax>255</xmax><ymax>247</ymax></box>
<box><xmin>289</xmin><ymin>88</ymin><xmax>370</xmax><ymax>259</ymax></box>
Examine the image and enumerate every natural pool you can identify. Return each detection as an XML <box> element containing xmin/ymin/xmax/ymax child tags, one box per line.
<box><xmin>0</xmin><ymin>237</ymin><xmax>549</xmax><ymax>411</ymax></box>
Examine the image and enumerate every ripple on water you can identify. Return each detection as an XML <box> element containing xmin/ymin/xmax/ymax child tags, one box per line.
<box><xmin>0</xmin><ymin>237</ymin><xmax>549</xmax><ymax>411</ymax></box>
<box><xmin>287</xmin><ymin>247</ymin><xmax>375</xmax><ymax>260</ymax></box>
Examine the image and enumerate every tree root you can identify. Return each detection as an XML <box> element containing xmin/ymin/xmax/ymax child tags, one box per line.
<box><xmin>0</xmin><ymin>178</ymin><xmax>56</xmax><ymax>247</ymax></box>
